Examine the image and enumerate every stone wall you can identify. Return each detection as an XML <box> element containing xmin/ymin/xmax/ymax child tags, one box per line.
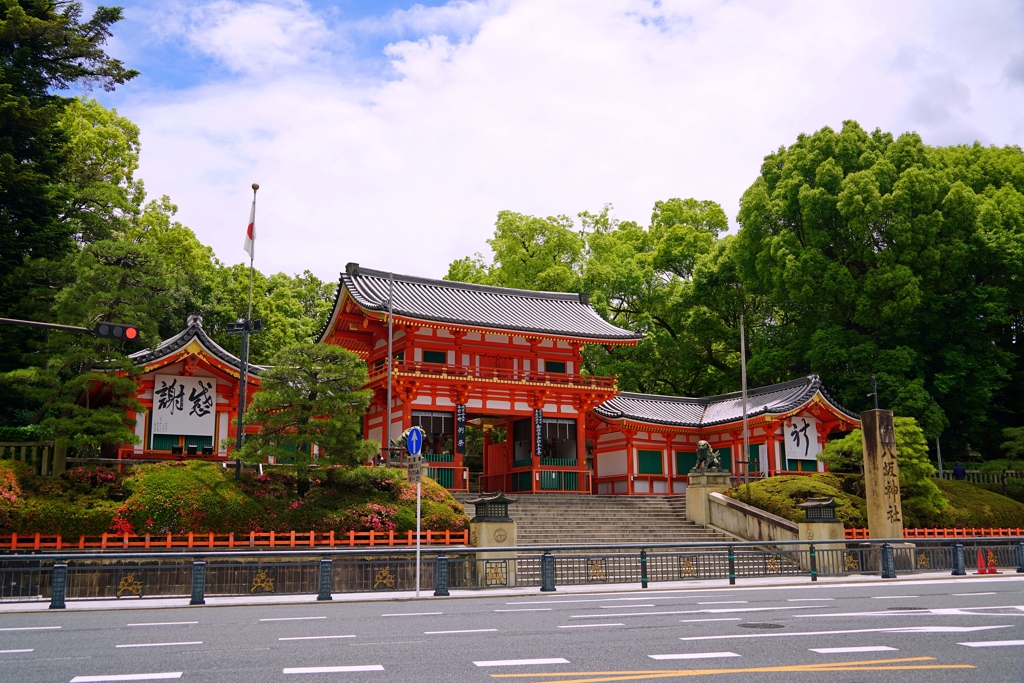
<box><xmin>707</xmin><ymin>491</ymin><xmax>799</xmax><ymax>542</ymax></box>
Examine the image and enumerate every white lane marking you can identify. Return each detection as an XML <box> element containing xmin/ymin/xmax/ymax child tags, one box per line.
<box><xmin>382</xmin><ymin>612</ymin><xmax>443</xmax><ymax>617</ymax></box>
<box><xmin>279</xmin><ymin>635</ymin><xmax>356</xmax><ymax>641</ymax></box>
<box><xmin>679</xmin><ymin>618</ymin><xmax>741</xmax><ymax>623</ymax></box>
<box><xmin>558</xmin><ymin>623</ymin><xmax>624</xmax><ymax>628</ymax></box>
<box><xmin>495</xmin><ymin>609</ymin><xmax>552</xmax><ymax>612</ymax></box>
<box><xmin>698</xmin><ymin>601</ymin><xmax>748</xmax><ymax>605</ymax></box>
<box><xmin>953</xmin><ymin>592</ymin><xmax>997</xmax><ymax>596</ymax></box>
<box><xmin>680</xmin><ymin>625</ymin><xmax>1013</xmax><ymax>641</ymax></box>
<box><xmin>260</xmin><ymin>617</ymin><xmax>327</xmax><ymax>622</ymax></box>
<box><xmin>0</xmin><ymin>626</ymin><xmax>60</xmax><ymax>631</ymax></box>
<box><xmin>0</xmin><ymin>649</ymin><xmax>34</xmax><ymax>653</ymax></box>
<box><xmin>283</xmin><ymin>665</ymin><xmax>383</xmax><ymax>674</ymax></box>
<box><xmin>115</xmin><ymin>642</ymin><xmax>203</xmax><ymax>649</ymax></box>
<box><xmin>70</xmin><ymin>675</ymin><xmax>182</xmax><ymax>682</ymax></box>
<box><xmin>508</xmin><ymin>596</ymin><xmax>713</xmax><ymax>605</ymax></box>
<box><xmin>810</xmin><ymin>646</ymin><xmax>897</xmax><ymax>654</ymax></box>
<box><xmin>958</xmin><ymin>640</ymin><xmax>1024</xmax><ymax>648</ymax></box>
<box><xmin>126</xmin><ymin>622</ymin><xmax>198</xmax><ymax>627</ymax></box>
<box><xmin>424</xmin><ymin>629</ymin><xmax>497</xmax><ymax>635</ymax></box>
<box><xmin>871</xmin><ymin>595</ymin><xmax>919</xmax><ymax>599</ymax></box>
<box><xmin>649</xmin><ymin>652</ymin><xmax>740</xmax><ymax>660</ymax></box>
<box><xmin>474</xmin><ymin>658</ymin><xmax>570</xmax><ymax>667</ymax></box>
<box><xmin>603</xmin><ymin>604</ymin><xmax>654</xmax><ymax>608</ymax></box>
<box><xmin>574</xmin><ymin>606</ymin><xmax>814</xmax><ymax>618</ymax></box>
<box><xmin>788</xmin><ymin>598</ymin><xmax>834</xmax><ymax>602</ymax></box>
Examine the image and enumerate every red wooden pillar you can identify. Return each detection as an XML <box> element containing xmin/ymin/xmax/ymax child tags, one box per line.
<box><xmin>625</xmin><ymin>430</ymin><xmax>635</xmax><ymax>495</ymax></box>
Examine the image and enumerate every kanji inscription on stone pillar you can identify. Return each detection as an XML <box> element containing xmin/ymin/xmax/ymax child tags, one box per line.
<box><xmin>861</xmin><ymin>409</ymin><xmax>903</xmax><ymax>540</ymax></box>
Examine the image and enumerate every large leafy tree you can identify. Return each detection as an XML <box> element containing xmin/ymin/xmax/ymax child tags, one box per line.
<box><xmin>1</xmin><ymin>2</ymin><xmax>137</xmax><ymax>372</ymax></box>
<box><xmin>240</xmin><ymin>343</ymin><xmax>375</xmax><ymax>486</ymax></box>
<box><xmin>734</xmin><ymin>121</ymin><xmax>1024</xmax><ymax>451</ymax></box>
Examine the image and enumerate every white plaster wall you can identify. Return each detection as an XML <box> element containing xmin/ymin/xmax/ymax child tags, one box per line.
<box><xmin>597</xmin><ymin>450</ymin><xmax>628</xmax><ymax>476</ymax></box>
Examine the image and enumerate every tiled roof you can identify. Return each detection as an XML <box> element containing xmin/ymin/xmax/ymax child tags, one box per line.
<box><xmin>128</xmin><ymin>314</ymin><xmax>264</xmax><ymax>376</ymax></box>
<box><xmin>319</xmin><ymin>264</ymin><xmax>642</xmax><ymax>342</ymax></box>
<box><xmin>593</xmin><ymin>375</ymin><xmax>858</xmax><ymax>428</ymax></box>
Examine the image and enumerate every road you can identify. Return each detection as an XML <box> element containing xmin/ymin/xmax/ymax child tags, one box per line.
<box><xmin>1</xmin><ymin>575</ymin><xmax>1022</xmax><ymax>682</ymax></box>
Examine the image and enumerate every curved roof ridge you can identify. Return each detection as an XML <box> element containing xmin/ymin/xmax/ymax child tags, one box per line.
<box><xmin>594</xmin><ymin>374</ymin><xmax>858</xmax><ymax>427</ymax></box>
<box><xmin>317</xmin><ymin>263</ymin><xmax>642</xmax><ymax>342</ymax></box>
<box><xmin>354</xmin><ymin>266</ymin><xmax>586</xmax><ymax>303</ymax></box>
<box><xmin>129</xmin><ymin>315</ymin><xmax>264</xmax><ymax>376</ymax></box>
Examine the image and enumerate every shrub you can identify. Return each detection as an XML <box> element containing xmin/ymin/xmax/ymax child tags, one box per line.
<box><xmin>730</xmin><ymin>474</ymin><xmax>867</xmax><ymax>527</ymax></box>
<box><xmin>118</xmin><ymin>461</ymin><xmax>267</xmax><ymax>534</ymax></box>
<box><xmin>0</xmin><ymin>461</ymin><xmax>24</xmax><ymax>528</ymax></box>
<box><xmin>15</xmin><ymin>498</ymin><xmax>120</xmax><ymax>536</ymax></box>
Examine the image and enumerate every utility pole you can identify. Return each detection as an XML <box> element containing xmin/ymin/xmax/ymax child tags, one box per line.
<box><xmin>740</xmin><ymin>313</ymin><xmax>749</xmax><ymax>485</ymax></box>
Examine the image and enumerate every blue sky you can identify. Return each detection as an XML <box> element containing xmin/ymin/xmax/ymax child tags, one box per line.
<box><xmin>75</xmin><ymin>1</ymin><xmax>1024</xmax><ymax>281</ymax></box>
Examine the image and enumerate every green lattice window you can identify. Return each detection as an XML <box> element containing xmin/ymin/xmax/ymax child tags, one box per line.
<box><xmin>676</xmin><ymin>451</ymin><xmax>696</xmax><ymax>474</ymax></box>
<box><xmin>423</xmin><ymin>350</ymin><xmax>446</xmax><ymax>364</ymax></box>
<box><xmin>638</xmin><ymin>450</ymin><xmax>663</xmax><ymax>475</ymax></box>
<box><xmin>544</xmin><ymin>360</ymin><xmax>566</xmax><ymax>373</ymax></box>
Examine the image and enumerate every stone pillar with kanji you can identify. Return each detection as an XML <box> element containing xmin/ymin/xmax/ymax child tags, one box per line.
<box><xmin>861</xmin><ymin>409</ymin><xmax>903</xmax><ymax>540</ymax></box>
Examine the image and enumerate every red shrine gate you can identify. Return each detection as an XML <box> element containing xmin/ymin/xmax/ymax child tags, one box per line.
<box><xmin>318</xmin><ymin>264</ymin><xmax>640</xmax><ymax>493</ymax></box>
<box><xmin>318</xmin><ymin>265</ymin><xmax>859</xmax><ymax>495</ymax></box>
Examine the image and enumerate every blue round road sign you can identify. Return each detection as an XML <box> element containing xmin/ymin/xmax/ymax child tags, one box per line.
<box><xmin>406</xmin><ymin>427</ymin><xmax>423</xmax><ymax>456</ymax></box>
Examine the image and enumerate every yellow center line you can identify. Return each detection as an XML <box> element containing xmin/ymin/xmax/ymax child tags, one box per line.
<box><xmin>487</xmin><ymin>657</ymin><xmax>976</xmax><ymax>683</ymax></box>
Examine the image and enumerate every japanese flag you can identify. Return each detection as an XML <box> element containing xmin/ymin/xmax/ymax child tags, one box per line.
<box><xmin>243</xmin><ymin>199</ymin><xmax>255</xmax><ymax>259</ymax></box>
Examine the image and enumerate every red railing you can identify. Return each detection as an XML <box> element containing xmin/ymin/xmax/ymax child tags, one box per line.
<box><xmin>117</xmin><ymin>448</ymin><xmax>230</xmax><ymax>462</ymax></box>
<box><xmin>367</xmin><ymin>360</ymin><xmax>616</xmax><ymax>389</ymax></box>
<box><xmin>1</xmin><ymin>529</ymin><xmax>469</xmax><ymax>551</ymax></box>
<box><xmin>845</xmin><ymin>527</ymin><xmax>1024</xmax><ymax>539</ymax></box>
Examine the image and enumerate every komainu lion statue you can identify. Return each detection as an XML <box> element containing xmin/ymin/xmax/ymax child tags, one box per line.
<box><xmin>694</xmin><ymin>440</ymin><xmax>722</xmax><ymax>471</ymax></box>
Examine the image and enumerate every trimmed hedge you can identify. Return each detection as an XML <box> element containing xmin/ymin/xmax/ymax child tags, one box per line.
<box><xmin>728</xmin><ymin>473</ymin><xmax>1024</xmax><ymax>528</ymax></box>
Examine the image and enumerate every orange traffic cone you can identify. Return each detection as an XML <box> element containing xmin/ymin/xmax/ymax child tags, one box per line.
<box><xmin>975</xmin><ymin>548</ymin><xmax>996</xmax><ymax>575</ymax></box>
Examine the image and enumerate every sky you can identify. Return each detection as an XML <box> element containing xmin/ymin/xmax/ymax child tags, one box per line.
<box><xmin>88</xmin><ymin>0</ymin><xmax>1024</xmax><ymax>283</ymax></box>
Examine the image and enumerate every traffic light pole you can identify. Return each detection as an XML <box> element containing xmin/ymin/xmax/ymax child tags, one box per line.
<box><xmin>0</xmin><ymin>318</ymin><xmax>92</xmax><ymax>334</ymax></box>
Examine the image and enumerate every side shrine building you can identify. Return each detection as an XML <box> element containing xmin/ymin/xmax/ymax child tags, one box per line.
<box><xmin>314</xmin><ymin>263</ymin><xmax>860</xmax><ymax>495</ymax></box>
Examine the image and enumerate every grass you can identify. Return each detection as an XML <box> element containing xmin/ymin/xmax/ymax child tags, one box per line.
<box><xmin>728</xmin><ymin>473</ymin><xmax>1024</xmax><ymax>528</ymax></box>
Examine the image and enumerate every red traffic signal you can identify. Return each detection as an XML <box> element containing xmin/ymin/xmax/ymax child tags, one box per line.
<box><xmin>94</xmin><ymin>322</ymin><xmax>139</xmax><ymax>340</ymax></box>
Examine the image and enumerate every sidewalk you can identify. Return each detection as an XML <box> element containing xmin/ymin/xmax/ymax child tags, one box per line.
<box><xmin>1</xmin><ymin>571</ymin><xmax>1021</xmax><ymax>614</ymax></box>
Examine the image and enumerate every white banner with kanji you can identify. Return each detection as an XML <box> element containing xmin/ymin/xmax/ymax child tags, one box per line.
<box><xmin>785</xmin><ymin>416</ymin><xmax>821</xmax><ymax>459</ymax></box>
<box><xmin>152</xmin><ymin>374</ymin><xmax>216</xmax><ymax>436</ymax></box>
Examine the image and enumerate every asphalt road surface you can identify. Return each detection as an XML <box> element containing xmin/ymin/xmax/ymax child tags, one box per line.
<box><xmin>1</xmin><ymin>576</ymin><xmax>1023</xmax><ymax>682</ymax></box>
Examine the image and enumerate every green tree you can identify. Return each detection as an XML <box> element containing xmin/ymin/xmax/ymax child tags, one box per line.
<box><xmin>0</xmin><ymin>3</ymin><xmax>137</xmax><ymax>371</ymax></box>
<box><xmin>735</xmin><ymin>121</ymin><xmax>1024</xmax><ymax>452</ymax></box>
<box><xmin>241</xmin><ymin>343</ymin><xmax>376</xmax><ymax>487</ymax></box>
<box><xmin>820</xmin><ymin>416</ymin><xmax>945</xmax><ymax>525</ymax></box>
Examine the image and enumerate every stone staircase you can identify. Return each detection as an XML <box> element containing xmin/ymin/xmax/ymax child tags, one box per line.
<box><xmin>453</xmin><ymin>493</ymin><xmax>729</xmax><ymax>547</ymax></box>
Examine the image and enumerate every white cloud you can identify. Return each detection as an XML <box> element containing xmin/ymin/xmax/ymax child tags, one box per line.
<box><xmin>152</xmin><ymin>0</ymin><xmax>335</xmax><ymax>75</ymax></box>
<box><xmin>119</xmin><ymin>0</ymin><xmax>1024</xmax><ymax>284</ymax></box>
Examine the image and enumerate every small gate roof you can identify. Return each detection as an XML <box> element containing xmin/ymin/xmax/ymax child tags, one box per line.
<box><xmin>128</xmin><ymin>313</ymin><xmax>265</xmax><ymax>376</ymax></box>
<box><xmin>593</xmin><ymin>374</ymin><xmax>858</xmax><ymax>428</ymax></box>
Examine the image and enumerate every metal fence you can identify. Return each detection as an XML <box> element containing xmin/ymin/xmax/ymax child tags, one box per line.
<box><xmin>2</xmin><ymin>537</ymin><xmax>1021</xmax><ymax>607</ymax></box>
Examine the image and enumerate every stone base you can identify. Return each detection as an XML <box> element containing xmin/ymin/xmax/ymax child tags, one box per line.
<box><xmin>469</xmin><ymin>521</ymin><xmax>517</xmax><ymax>588</ymax></box>
<box><xmin>686</xmin><ymin>471</ymin><xmax>732</xmax><ymax>526</ymax></box>
<box><xmin>797</xmin><ymin>520</ymin><xmax>845</xmax><ymax>571</ymax></box>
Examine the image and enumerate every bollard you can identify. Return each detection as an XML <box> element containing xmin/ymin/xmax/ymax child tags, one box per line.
<box><xmin>880</xmin><ymin>543</ymin><xmax>896</xmax><ymax>579</ymax></box>
<box><xmin>951</xmin><ymin>543</ymin><xmax>966</xmax><ymax>576</ymax></box>
<box><xmin>1016</xmin><ymin>542</ymin><xmax>1024</xmax><ymax>574</ymax></box>
<box><xmin>640</xmin><ymin>549</ymin><xmax>648</xmax><ymax>589</ymax></box>
<box><xmin>49</xmin><ymin>562</ymin><xmax>67</xmax><ymax>610</ymax></box>
<box><xmin>727</xmin><ymin>545</ymin><xmax>736</xmax><ymax>586</ymax></box>
<box><xmin>540</xmin><ymin>551</ymin><xmax>556</xmax><ymax>592</ymax></box>
<box><xmin>434</xmin><ymin>552</ymin><xmax>450</xmax><ymax>597</ymax></box>
<box><xmin>317</xmin><ymin>557</ymin><xmax>333</xmax><ymax>601</ymax></box>
<box><xmin>190</xmin><ymin>559</ymin><xmax>206</xmax><ymax>605</ymax></box>
<box><xmin>809</xmin><ymin>544</ymin><xmax>817</xmax><ymax>582</ymax></box>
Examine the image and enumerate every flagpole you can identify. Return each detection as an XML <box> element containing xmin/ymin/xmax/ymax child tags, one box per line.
<box><xmin>235</xmin><ymin>183</ymin><xmax>259</xmax><ymax>479</ymax></box>
<box><xmin>386</xmin><ymin>273</ymin><xmax>394</xmax><ymax>462</ymax></box>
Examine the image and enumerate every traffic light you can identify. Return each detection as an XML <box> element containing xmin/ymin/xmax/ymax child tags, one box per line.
<box><xmin>94</xmin><ymin>322</ymin><xmax>139</xmax><ymax>340</ymax></box>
